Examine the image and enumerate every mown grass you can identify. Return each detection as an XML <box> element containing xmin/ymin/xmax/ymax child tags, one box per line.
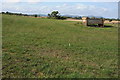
<box><xmin>2</xmin><ymin>14</ymin><xmax>118</xmax><ymax>78</ymax></box>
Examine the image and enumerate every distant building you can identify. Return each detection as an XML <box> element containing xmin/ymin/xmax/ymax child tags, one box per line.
<box><xmin>82</xmin><ymin>17</ymin><xmax>104</xmax><ymax>27</ymax></box>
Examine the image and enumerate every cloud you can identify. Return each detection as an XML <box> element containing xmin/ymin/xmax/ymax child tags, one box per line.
<box><xmin>2</xmin><ymin>2</ymin><xmax>117</xmax><ymax>18</ymax></box>
<box><xmin>50</xmin><ymin>4</ymin><xmax>109</xmax><ymax>17</ymax></box>
<box><xmin>3</xmin><ymin>0</ymin><xmax>21</xmax><ymax>2</ymax></box>
<box><xmin>2</xmin><ymin>0</ymin><xmax>119</xmax><ymax>2</ymax></box>
<box><xmin>25</xmin><ymin>0</ymin><xmax>45</xmax><ymax>3</ymax></box>
<box><xmin>2</xmin><ymin>0</ymin><xmax>46</xmax><ymax>2</ymax></box>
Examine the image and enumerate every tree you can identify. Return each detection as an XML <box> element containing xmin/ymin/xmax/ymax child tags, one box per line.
<box><xmin>109</xmin><ymin>19</ymin><xmax>112</xmax><ymax>22</ymax></box>
<box><xmin>6</xmin><ymin>11</ymin><xmax>9</xmax><ymax>14</ymax></box>
<box><xmin>48</xmin><ymin>14</ymin><xmax>51</xmax><ymax>17</ymax></box>
<box><xmin>2</xmin><ymin>12</ymin><xmax>5</xmax><ymax>14</ymax></box>
<box><xmin>51</xmin><ymin>11</ymin><xmax>59</xmax><ymax>17</ymax></box>
<box><xmin>48</xmin><ymin>11</ymin><xmax>66</xmax><ymax>20</ymax></box>
<box><xmin>91</xmin><ymin>17</ymin><xmax>95</xmax><ymax>19</ymax></box>
<box><xmin>34</xmin><ymin>14</ymin><xmax>37</xmax><ymax>17</ymax></box>
<box><xmin>117</xmin><ymin>18</ymin><xmax>120</xmax><ymax>21</ymax></box>
<box><xmin>48</xmin><ymin>11</ymin><xmax>60</xmax><ymax>18</ymax></box>
<box><xmin>74</xmin><ymin>16</ymin><xmax>82</xmax><ymax>19</ymax></box>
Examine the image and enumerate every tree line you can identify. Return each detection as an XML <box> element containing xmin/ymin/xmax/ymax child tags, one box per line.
<box><xmin>1</xmin><ymin>11</ymin><xmax>81</xmax><ymax>20</ymax></box>
<box><xmin>1</xmin><ymin>11</ymin><xmax>120</xmax><ymax>21</ymax></box>
<box><xmin>1</xmin><ymin>11</ymin><xmax>38</xmax><ymax>17</ymax></box>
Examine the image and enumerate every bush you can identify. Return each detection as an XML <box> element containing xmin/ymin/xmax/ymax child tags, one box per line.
<box><xmin>56</xmin><ymin>16</ymin><xmax>67</xmax><ymax>20</ymax></box>
<box><xmin>34</xmin><ymin>15</ymin><xmax>37</xmax><ymax>17</ymax></box>
<box><xmin>109</xmin><ymin>19</ymin><xmax>112</xmax><ymax>22</ymax></box>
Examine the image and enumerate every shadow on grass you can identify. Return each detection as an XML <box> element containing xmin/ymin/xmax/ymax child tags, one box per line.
<box><xmin>88</xmin><ymin>25</ymin><xmax>113</xmax><ymax>28</ymax></box>
<box><xmin>104</xmin><ymin>25</ymin><xmax>113</xmax><ymax>27</ymax></box>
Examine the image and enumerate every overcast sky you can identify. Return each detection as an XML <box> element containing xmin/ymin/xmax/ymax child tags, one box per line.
<box><xmin>2</xmin><ymin>0</ymin><xmax>120</xmax><ymax>2</ymax></box>
<box><xmin>2</xmin><ymin>0</ymin><xmax>119</xmax><ymax>18</ymax></box>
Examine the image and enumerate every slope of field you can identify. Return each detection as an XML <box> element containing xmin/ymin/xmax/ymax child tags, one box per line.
<box><xmin>2</xmin><ymin>15</ymin><xmax>118</xmax><ymax>78</ymax></box>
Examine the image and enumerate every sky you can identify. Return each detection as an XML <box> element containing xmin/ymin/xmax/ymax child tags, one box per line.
<box><xmin>1</xmin><ymin>0</ymin><xmax>119</xmax><ymax>18</ymax></box>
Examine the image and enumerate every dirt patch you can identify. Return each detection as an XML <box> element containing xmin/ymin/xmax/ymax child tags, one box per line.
<box><xmin>65</xmin><ymin>19</ymin><xmax>120</xmax><ymax>24</ymax></box>
<box><xmin>104</xmin><ymin>20</ymin><xmax>120</xmax><ymax>24</ymax></box>
<box><xmin>65</xmin><ymin>19</ymin><xmax>83</xmax><ymax>22</ymax></box>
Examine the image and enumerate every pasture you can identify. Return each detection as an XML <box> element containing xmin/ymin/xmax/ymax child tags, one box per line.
<box><xmin>2</xmin><ymin>15</ymin><xmax>118</xmax><ymax>78</ymax></box>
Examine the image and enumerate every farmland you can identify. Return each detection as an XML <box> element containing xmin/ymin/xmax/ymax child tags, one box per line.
<box><xmin>2</xmin><ymin>14</ymin><xmax>118</xmax><ymax>78</ymax></box>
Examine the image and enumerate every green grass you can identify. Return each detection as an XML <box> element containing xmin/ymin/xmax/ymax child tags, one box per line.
<box><xmin>2</xmin><ymin>14</ymin><xmax>118</xmax><ymax>78</ymax></box>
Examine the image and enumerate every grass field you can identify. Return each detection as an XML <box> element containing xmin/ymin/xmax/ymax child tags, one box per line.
<box><xmin>2</xmin><ymin>14</ymin><xmax>118</xmax><ymax>78</ymax></box>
